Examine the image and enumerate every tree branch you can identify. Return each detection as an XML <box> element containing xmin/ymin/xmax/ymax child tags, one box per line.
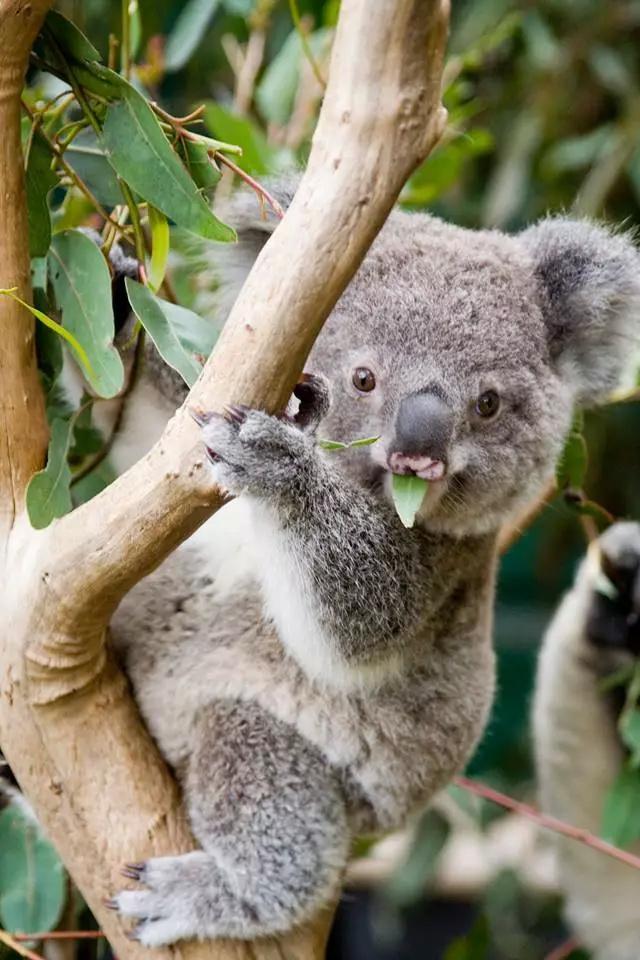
<box><xmin>0</xmin><ymin>0</ymin><xmax>50</xmax><ymax>542</ymax></box>
<box><xmin>0</xmin><ymin>2</ymin><xmax>450</xmax><ymax>959</ymax></box>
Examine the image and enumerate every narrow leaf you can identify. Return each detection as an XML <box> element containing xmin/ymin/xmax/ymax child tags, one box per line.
<box><xmin>101</xmin><ymin>85</ymin><xmax>235</xmax><ymax>241</ymax></box>
<box><xmin>26</xmin><ymin>418</ymin><xmax>74</xmax><ymax>529</ymax></box>
<box><xmin>65</xmin><ymin>130</ymin><xmax>123</xmax><ymax>207</ymax></box>
<box><xmin>0</xmin><ymin>287</ymin><xmax>93</xmax><ymax>379</ymax></box>
<box><xmin>125</xmin><ymin>279</ymin><xmax>217</xmax><ymax>386</ymax></box>
<box><xmin>148</xmin><ymin>206</ymin><xmax>170</xmax><ymax>293</ymax></box>
<box><xmin>556</xmin><ymin>413</ymin><xmax>587</xmax><ymax>490</ymax></box>
<box><xmin>319</xmin><ymin>439</ymin><xmax>348</xmax><ymax>450</ymax></box>
<box><xmin>48</xmin><ymin>231</ymin><xmax>124</xmax><ymax>397</ymax></box>
<box><xmin>348</xmin><ymin>435</ymin><xmax>380</xmax><ymax>448</ymax></box>
<box><xmin>44</xmin><ymin>9</ymin><xmax>101</xmax><ymax>62</ymax></box>
<box><xmin>165</xmin><ymin>0</ymin><xmax>222</xmax><ymax>72</ymax></box>
<box><xmin>620</xmin><ymin>709</ymin><xmax>640</xmax><ymax>768</ymax></box>
<box><xmin>391</xmin><ymin>474</ymin><xmax>429</xmax><ymax>528</ymax></box>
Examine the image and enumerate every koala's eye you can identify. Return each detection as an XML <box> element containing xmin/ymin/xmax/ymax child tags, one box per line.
<box><xmin>475</xmin><ymin>390</ymin><xmax>500</xmax><ymax>419</ymax></box>
<box><xmin>352</xmin><ymin>367</ymin><xmax>376</xmax><ymax>393</ymax></box>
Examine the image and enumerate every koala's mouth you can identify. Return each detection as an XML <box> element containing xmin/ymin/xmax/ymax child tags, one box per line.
<box><xmin>387</xmin><ymin>453</ymin><xmax>446</xmax><ymax>481</ymax></box>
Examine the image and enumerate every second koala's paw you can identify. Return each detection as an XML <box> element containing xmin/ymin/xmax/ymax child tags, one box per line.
<box><xmin>192</xmin><ymin>405</ymin><xmax>311</xmax><ymax>498</ymax></box>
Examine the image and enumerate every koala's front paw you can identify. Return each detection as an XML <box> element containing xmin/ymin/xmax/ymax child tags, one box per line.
<box><xmin>191</xmin><ymin>404</ymin><xmax>311</xmax><ymax>499</ymax></box>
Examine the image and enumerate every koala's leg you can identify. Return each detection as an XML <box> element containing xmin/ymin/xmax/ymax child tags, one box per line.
<box><xmin>534</xmin><ymin>586</ymin><xmax>640</xmax><ymax>960</ymax></box>
<box><xmin>111</xmin><ymin>700</ymin><xmax>349</xmax><ymax>946</ymax></box>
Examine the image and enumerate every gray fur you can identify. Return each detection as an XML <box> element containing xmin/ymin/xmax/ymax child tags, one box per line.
<box><xmin>109</xmin><ymin>182</ymin><xmax>640</xmax><ymax>945</ymax></box>
<box><xmin>534</xmin><ymin>524</ymin><xmax>640</xmax><ymax>960</ymax></box>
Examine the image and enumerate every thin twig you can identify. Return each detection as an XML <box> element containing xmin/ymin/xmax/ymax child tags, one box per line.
<box><xmin>215</xmin><ymin>152</ymin><xmax>285</xmax><ymax>219</ymax></box>
<box><xmin>454</xmin><ymin>776</ymin><xmax>640</xmax><ymax>873</ymax></box>
<box><xmin>0</xmin><ymin>930</ymin><xmax>46</xmax><ymax>960</ymax></box>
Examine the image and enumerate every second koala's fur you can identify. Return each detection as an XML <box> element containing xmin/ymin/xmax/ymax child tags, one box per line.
<box><xmin>534</xmin><ymin>523</ymin><xmax>640</xmax><ymax>960</ymax></box>
<box><xmin>108</xmin><ymin>184</ymin><xmax>640</xmax><ymax>945</ymax></box>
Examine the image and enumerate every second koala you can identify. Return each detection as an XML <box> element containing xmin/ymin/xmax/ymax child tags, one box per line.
<box><xmin>108</xmin><ymin>186</ymin><xmax>640</xmax><ymax>945</ymax></box>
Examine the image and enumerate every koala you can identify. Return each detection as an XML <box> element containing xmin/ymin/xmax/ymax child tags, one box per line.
<box><xmin>534</xmin><ymin>523</ymin><xmax>640</xmax><ymax>960</ymax></box>
<box><xmin>96</xmin><ymin>183</ymin><xmax>640</xmax><ymax>946</ymax></box>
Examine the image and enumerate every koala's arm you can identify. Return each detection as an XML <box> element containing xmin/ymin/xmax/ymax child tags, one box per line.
<box><xmin>199</xmin><ymin>403</ymin><xmax>433</xmax><ymax>682</ymax></box>
<box><xmin>534</xmin><ymin>577</ymin><xmax>640</xmax><ymax>960</ymax></box>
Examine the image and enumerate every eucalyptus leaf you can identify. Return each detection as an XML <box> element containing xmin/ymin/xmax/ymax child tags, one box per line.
<box><xmin>556</xmin><ymin>413</ymin><xmax>587</xmax><ymax>490</ymax></box>
<box><xmin>65</xmin><ymin>130</ymin><xmax>123</xmax><ymax>207</ymax></box>
<box><xmin>256</xmin><ymin>29</ymin><xmax>331</xmax><ymax>127</ymax></box>
<box><xmin>319</xmin><ymin>435</ymin><xmax>379</xmax><ymax>451</ymax></box>
<box><xmin>44</xmin><ymin>9</ymin><xmax>101</xmax><ymax>62</ymax></box>
<box><xmin>0</xmin><ymin>805</ymin><xmax>65</xmax><ymax>933</ymax></box>
<box><xmin>601</xmin><ymin>765</ymin><xmax>640</xmax><ymax>847</ymax></box>
<box><xmin>0</xmin><ymin>286</ymin><xmax>93</xmax><ymax>381</ymax></box>
<box><xmin>72</xmin><ymin>459</ymin><xmax>117</xmax><ymax>507</ymax></box>
<box><xmin>101</xmin><ymin>85</ymin><xmax>235</xmax><ymax>241</ymax></box>
<box><xmin>26</xmin><ymin>417</ymin><xmax>74</xmax><ymax>529</ymax></box>
<box><xmin>391</xmin><ymin>474</ymin><xmax>429</xmax><ymax>528</ymax></box>
<box><xmin>384</xmin><ymin>809</ymin><xmax>450</xmax><ymax>907</ymax></box>
<box><xmin>48</xmin><ymin>231</ymin><xmax>124</xmax><ymax>398</ymax></box>
<box><xmin>165</xmin><ymin>0</ymin><xmax>222</xmax><ymax>72</ymax></box>
<box><xmin>25</xmin><ymin>130</ymin><xmax>58</xmax><ymax>257</ymax></box>
<box><xmin>125</xmin><ymin>279</ymin><xmax>217</xmax><ymax>386</ymax></box>
<box><xmin>204</xmin><ymin>102</ymin><xmax>276</xmax><ymax>174</ymax></box>
<box><xmin>180</xmin><ymin>139</ymin><xmax>221</xmax><ymax>191</ymax></box>
<box><xmin>620</xmin><ymin>709</ymin><xmax>640</xmax><ymax>768</ymax></box>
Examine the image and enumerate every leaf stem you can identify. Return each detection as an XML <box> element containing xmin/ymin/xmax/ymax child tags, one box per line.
<box><xmin>214</xmin><ymin>152</ymin><xmax>285</xmax><ymax>219</ymax></box>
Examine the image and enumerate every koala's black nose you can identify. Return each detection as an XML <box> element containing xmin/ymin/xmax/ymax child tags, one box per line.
<box><xmin>391</xmin><ymin>391</ymin><xmax>453</xmax><ymax>464</ymax></box>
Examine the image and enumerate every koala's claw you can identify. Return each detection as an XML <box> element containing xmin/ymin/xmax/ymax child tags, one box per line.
<box><xmin>121</xmin><ymin>862</ymin><xmax>145</xmax><ymax>881</ymax></box>
<box><xmin>195</xmin><ymin>403</ymin><xmax>313</xmax><ymax>499</ymax></box>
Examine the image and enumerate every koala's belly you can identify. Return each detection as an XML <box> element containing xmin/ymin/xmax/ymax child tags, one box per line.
<box><xmin>111</xmin><ymin>505</ymin><xmax>494</xmax><ymax>829</ymax></box>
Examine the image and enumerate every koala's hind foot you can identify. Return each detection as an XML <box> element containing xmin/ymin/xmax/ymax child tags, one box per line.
<box><xmin>111</xmin><ymin>700</ymin><xmax>349</xmax><ymax>945</ymax></box>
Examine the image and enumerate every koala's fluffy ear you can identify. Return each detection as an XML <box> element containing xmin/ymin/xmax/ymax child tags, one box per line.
<box><xmin>210</xmin><ymin>176</ymin><xmax>299</xmax><ymax>319</ymax></box>
<box><xmin>520</xmin><ymin>219</ymin><xmax>640</xmax><ymax>405</ymax></box>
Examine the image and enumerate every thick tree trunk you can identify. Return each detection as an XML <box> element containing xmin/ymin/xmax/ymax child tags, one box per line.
<box><xmin>0</xmin><ymin>2</ymin><xmax>449</xmax><ymax>958</ymax></box>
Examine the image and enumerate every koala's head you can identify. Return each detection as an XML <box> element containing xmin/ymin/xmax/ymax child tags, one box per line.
<box><xmin>213</xmin><ymin>182</ymin><xmax>640</xmax><ymax>536</ymax></box>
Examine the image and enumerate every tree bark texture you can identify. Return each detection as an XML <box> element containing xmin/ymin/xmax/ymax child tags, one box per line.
<box><xmin>0</xmin><ymin>2</ymin><xmax>450</xmax><ymax>958</ymax></box>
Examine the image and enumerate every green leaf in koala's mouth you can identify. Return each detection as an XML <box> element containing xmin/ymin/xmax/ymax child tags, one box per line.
<box><xmin>391</xmin><ymin>474</ymin><xmax>429</xmax><ymax>529</ymax></box>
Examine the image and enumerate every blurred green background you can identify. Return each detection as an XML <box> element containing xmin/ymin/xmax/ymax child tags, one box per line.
<box><xmin>15</xmin><ymin>1</ymin><xmax>640</xmax><ymax>957</ymax></box>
